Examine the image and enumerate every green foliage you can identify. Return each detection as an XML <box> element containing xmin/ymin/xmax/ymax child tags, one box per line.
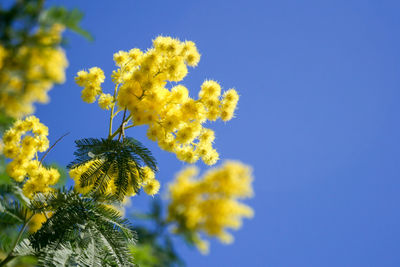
<box><xmin>68</xmin><ymin>137</ymin><xmax>157</xmax><ymax>200</ymax></box>
<box><xmin>0</xmin><ymin>184</ymin><xmax>32</xmax><ymax>265</ymax></box>
<box><xmin>0</xmin><ymin>183</ymin><xmax>30</xmax><ymax>205</ymax></box>
<box><xmin>39</xmin><ymin>6</ymin><xmax>93</xmax><ymax>41</ymax></box>
<box><xmin>28</xmin><ymin>189</ymin><xmax>135</xmax><ymax>266</ymax></box>
<box><xmin>0</xmin><ymin>113</ymin><xmax>14</xmax><ymax>135</ymax></box>
<box><xmin>0</xmin><ymin>188</ymin><xmax>137</xmax><ymax>266</ymax></box>
<box><xmin>0</xmin><ymin>198</ymin><xmax>27</xmax><ymax>229</ymax></box>
<box><xmin>0</xmin><ymin>184</ymin><xmax>30</xmax><ymax>232</ymax></box>
<box><xmin>0</xmin><ymin>0</ymin><xmax>43</xmax><ymax>46</ymax></box>
<box><xmin>0</xmin><ymin>0</ymin><xmax>91</xmax><ymax>48</ymax></box>
<box><xmin>0</xmin><ymin>114</ymin><xmax>14</xmax><ymax>193</ymax></box>
<box><xmin>130</xmin><ymin>200</ymin><xmax>184</xmax><ymax>267</ymax></box>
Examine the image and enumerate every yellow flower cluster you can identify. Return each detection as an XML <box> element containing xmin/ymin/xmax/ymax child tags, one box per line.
<box><xmin>75</xmin><ymin>36</ymin><xmax>239</xmax><ymax>165</ymax></box>
<box><xmin>167</xmin><ymin>161</ymin><xmax>254</xmax><ymax>254</ymax></box>
<box><xmin>0</xmin><ymin>24</ymin><xmax>68</xmax><ymax>118</ymax></box>
<box><xmin>28</xmin><ymin>213</ymin><xmax>48</xmax><ymax>233</ymax></box>
<box><xmin>75</xmin><ymin>67</ymin><xmax>105</xmax><ymax>104</ymax></box>
<box><xmin>69</xmin><ymin>162</ymin><xmax>160</xmax><ymax>198</ymax></box>
<box><xmin>2</xmin><ymin>116</ymin><xmax>60</xmax><ymax>198</ymax></box>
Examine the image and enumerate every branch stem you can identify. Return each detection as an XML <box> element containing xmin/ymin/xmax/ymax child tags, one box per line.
<box><xmin>110</xmin><ymin>114</ymin><xmax>132</xmax><ymax>139</ymax></box>
<box><xmin>0</xmin><ymin>214</ymin><xmax>34</xmax><ymax>267</ymax></box>
<box><xmin>108</xmin><ymin>84</ymin><xmax>119</xmax><ymax>139</ymax></box>
<box><xmin>118</xmin><ymin>109</ymin><xmax>127</xmax><ymax>141</ymax></box>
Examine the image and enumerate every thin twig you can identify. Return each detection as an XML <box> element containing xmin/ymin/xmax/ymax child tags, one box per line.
<box><xmin>0</xmin><ymin>214</ymin><xmax>34</xmax><ymax>267</ymax></box>
<box><xmin>118</xmin><ymin>109</ymin><xmax>127</xmax><ymax>141</ymax></box>
<box><xmin>108</xmin><ymin>84</ymin><xmax>120</xmax><ymax>139</ymax></box>
<box><xmin>110</xmin><ymin>114</ymin><xmax>132</xmax><ymax>139</ymax></box>
<box><xmin>40</xmin><ymin>132</ymin><xmax>70</xmax><ymax>164</ymax></box>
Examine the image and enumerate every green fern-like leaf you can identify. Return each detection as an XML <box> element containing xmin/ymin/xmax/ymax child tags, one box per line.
<box><xmin>29</xmin><ymin>189</ymin><xmax>136</xmax><ymax>266</ymax></box>
<box><xmin>39</xmin><ymin>6</ymin><xmax>93</xmax><ymax>41</ymax></box>
<box><xmin>0</xmin><ymin>183</ymin><xmax>30</xmax><ymax>206</ymax></box>
<box><xmin>67</xmin><ymin>137</ymin><xmax>157</xmax><ymax>200</ymax></box>
<box><xmin>0</xmin><ymin>198</ymin><xmax>29</xmax><ymax>229</ymax></box>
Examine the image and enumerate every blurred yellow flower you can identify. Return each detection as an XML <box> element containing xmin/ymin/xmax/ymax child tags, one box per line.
<box><xmin>167</xmin><ymin>161</ymin><xmax>254</xmax><ymax>253</ymax></box>
<box><xmin>0</xmin><ymin>24</ymin><xmax>68</xmax><ymax>118</ymax></box>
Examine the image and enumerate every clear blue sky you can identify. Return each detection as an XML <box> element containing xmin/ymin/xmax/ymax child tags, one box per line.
<box><xmin>37</xmin><ymin>0</ymin><xmax>400</xmax><ymax>266</ymax></box>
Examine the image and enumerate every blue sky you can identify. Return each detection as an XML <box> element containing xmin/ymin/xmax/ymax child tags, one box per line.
<box><xmin>37</xmin><ymin>0</ymin><xmax>400</xmax><ymax>266</ymax></box>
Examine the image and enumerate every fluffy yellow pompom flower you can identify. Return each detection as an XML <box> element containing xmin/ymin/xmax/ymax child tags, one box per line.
<box><xmin>220</xmin><ymin>89</ymin><xmax>240</xmax><ymax>121</ymax></box>
<box><xmin>141</xmin><ymin>166</ymin><xmax>156</xmax><ymax>184</ymax></box>
<box><xmin>28</xmin><ymin>213</ymin><xmax>48</xmax><ymax>233</ymax></box>
<box><xmin>2</xmin><ymin>116</ymin><xmax>60</xmax><ymax>198</ymax></box>
<box><xmin>98</xmin><ymin>93</ymin><xmax>114</xmax><ymax>110</ymax></box>
<box><xmin>77</xmin><ymin>67</ymin><xmax>105</xmax><ymax>103</ymax></box>
<box><xmin>199</xmin><ymin>80</ymin><xmax>221</xmax><ymax>99</ymax></box>
<box><xmin>113</xmin><ymin>50</ymin><xmax>130</xmax><ymax>67</ymax></box>
<box><xmin>143</xmin><ymin>179</ymin><xmax>160</xmax><ymax>196</ymax></box>
<box><xmin>75</xmin><ymin>70</ymin><xmax>88</xmax><ymax>86</ymax></box>
<box><xmin>181</xmin><ymin>41</ymin><xmax>201</xmax><ymax>67</ymax></box>
<box><xmin>167</xmin><ymin>161</ymin><xmax>254</xmax><ymax>253</ymax></box>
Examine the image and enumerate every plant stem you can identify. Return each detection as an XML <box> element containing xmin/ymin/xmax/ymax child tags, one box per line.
<box><xmin>108</xmin><ymin>84</ymin><xmax>119</xmax><ymax>139</ymax></box>
<box><xmin>0</xmin><ymin>214</ymin><xmax>34</xmax><ymax>267</ymax></box>
<box><xmin>110</xmin><ymin>114</ymin><xmax>132</xmax><ymax>139</ymax></box>
<box><xmin>124</xmin><ymin>125</ymin><xmax>135</xmax><ymax>130</ymax></box>
<box><xmin>118</xmin><ymin>109</ymin><xmax>127</xmax><ymax>141</ymax></box>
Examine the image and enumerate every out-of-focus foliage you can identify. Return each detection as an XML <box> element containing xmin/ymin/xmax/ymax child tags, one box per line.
<box><xmin>39</xmin><ymin>6</ymin><xmax>93</xmax><ymax>41</ymax></box>
<box><xmin>130</xmin><ymin>199</ymin><xmax>184</xmax><ymax>267</ymax></box>
<box><xmin>0</xmin><ymin>114</ymin><xmax>14</xmax><ymax>135</ymax></box>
